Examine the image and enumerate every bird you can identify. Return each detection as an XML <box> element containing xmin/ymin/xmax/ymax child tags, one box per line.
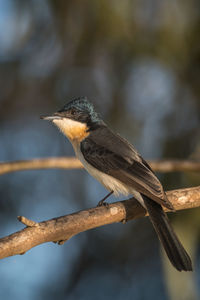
<box><xmin>41</xmin><ymin>96</ymin><xmax>192</xmax><ymax>271</ymax></box>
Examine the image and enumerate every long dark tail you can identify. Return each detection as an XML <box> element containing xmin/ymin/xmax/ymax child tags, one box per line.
<box><xmin>142</xmin><ymin>195</ymin><xmax>192</xmax><ymax>271</ymax></box>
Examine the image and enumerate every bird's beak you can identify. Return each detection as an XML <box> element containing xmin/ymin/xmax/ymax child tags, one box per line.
<box><xmin>40</xmin><ymin>113</ymin><xmax>63</xmax><ymax>121</ymax></box>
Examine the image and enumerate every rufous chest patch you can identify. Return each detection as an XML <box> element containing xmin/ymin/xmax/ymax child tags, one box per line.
<box><xmin>53</xmin><ymin>118</ymin><xmax>89</xmax><ymax>142</ymax></box>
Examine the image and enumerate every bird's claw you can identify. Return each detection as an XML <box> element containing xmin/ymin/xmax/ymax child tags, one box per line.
<box><xmin>97</xmin><ymin>200</ymin><xmax>109</xmax><ymax>207</ymax></box>
<box><xmin>121</xmin><ymin>218</ymin><xmax>127</xmax><ymax>224</ymax></box>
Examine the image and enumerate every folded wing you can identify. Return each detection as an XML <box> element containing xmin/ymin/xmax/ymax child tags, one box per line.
<box><xmin>81</xmin><ymin>125</ymin><xmax>173</xmax><ymax>210</ymax></box>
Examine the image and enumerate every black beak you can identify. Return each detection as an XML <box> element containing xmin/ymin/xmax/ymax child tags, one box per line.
<box><xmin>40</xmin><ymin>112</ymin><xmax>63</xmax><ymax>121</ymax></box>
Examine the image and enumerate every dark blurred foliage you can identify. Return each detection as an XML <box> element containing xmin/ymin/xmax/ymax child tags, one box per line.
<box><xmin>0</xmin><ymin>1</ymin><xmax>200</xmax><ymax>299</ymax></box>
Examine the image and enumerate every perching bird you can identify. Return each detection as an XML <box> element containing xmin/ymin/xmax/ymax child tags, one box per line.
<box><xmin>41</xmin><ymin>97</ymin><xmax>192</xmax><ymax>271</ymax></box>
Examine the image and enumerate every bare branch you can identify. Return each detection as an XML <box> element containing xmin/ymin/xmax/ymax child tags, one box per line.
<box><xmin>0</xmin><ymin>157</ymin><xmax>200</xmax><ymax>175</ymax></box>
<box><xmin>0</xmin><ymin>186</ymin><xmax>199</xmax><ymax>260</ymax></box>
<box><xmin>150</xmin><ymin>159</ymin><xmax>200</xmax><ymax>172</ymax></box>
<box><xmin>0</xmin><ymin>157</ymin><xmax>82</xmax><ymax>175</ymax></box>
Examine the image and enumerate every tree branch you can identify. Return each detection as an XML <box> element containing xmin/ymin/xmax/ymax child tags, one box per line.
<box><xmin>0</xmin><ymin>186</ymin><xmax>199</xmax><ymax>260</ymax></box>
<box><xmin>0</xmin><ymin>157</ymin><xmax>82</xmax><ymax>175</ymax></box>
<box><xmin>0</xmin><ymin>157</ymin><xmax>200</xmax><ymax>175</ymax></box>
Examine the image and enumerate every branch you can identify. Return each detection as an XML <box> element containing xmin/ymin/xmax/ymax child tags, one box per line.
<box><xmin>0</xmin><ymin>186</ymin><xmax>199</xmax><ymax>260</ymax></box>
<box><xmin>0</xmin><ymin>157</ymin><xmax>200</xmax><ymax>176</ymax></box>
<box><xmin>150</xmin><ymin>160</ymin><xmax>200</xmax><ymax>172</ymax></box>
<box><xmin>0</xmin><ymin>157</ymin><xmax>82</xmax><ymax>175</ymax></box>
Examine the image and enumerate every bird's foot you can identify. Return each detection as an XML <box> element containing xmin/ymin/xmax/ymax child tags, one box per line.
<box><xmin>97</xmin><ymin>200</ymin><xmax>109</xmax><ymax>207</ymax></box>
<box><xmin>96</xmin><ymin>191</ymin><xmax>113</xmax><ymax>207</ymax></box>
<box><xmin>53</xmin><ymin>239</ymin><xmax>68</xmax><ymax>245</ymax></box>
<box><xmin>121</xmin><ymin>218</ymin><xmax>127</xmax><ymax>224</ymax></box>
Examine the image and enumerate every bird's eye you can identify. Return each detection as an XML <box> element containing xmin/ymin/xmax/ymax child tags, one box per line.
<box><xmin>71</xmin><ymin>108</ymin><xmax>76</xmax><ymax>115</ymax></box>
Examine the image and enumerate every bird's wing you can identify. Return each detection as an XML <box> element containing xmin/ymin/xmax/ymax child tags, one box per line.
<box><xmin>81</xmin><ymin>125</ymin><xmax>173</xmax><ymax>209</ymax></box>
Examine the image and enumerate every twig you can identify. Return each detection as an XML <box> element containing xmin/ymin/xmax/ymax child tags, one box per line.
<box><xmin>0</xmin><ymin>186</ymin><xmax>199</xmax><ymax>260</ymax></box>
<box><xmin>150</xmin><ymin>159</ymin><xmax>200</xmax><ymax>172</ymax></box>
<box><xmin>0</xmin><ymin>157</ymin><xmax>82</xmax><ymax>175</ymax></box>
<box><xmin>0</xmin><ymin>157</ymin><xmax>200</xmax><ymax>175</ymax></box>
<box><xmin>17</xmin><ymin>216</ymin><xmax>39</xmax><ymax>227</ymax></box>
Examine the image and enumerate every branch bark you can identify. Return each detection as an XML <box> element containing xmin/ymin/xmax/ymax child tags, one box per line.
<box><xmin>0</xmin><ymin>186</ymin><xmax>199</xmax><ymax>260</ymax></box>
<box><xmin>0</xmin><ymin>157</ymin><xmax>200</xmax><ymax>175</ymax></box>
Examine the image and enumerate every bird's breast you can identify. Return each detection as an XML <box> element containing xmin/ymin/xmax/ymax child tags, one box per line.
<box><xmin>71</xmin><ymin>140</ymin><xmax>132</xmax><ymax>196</ymax></box>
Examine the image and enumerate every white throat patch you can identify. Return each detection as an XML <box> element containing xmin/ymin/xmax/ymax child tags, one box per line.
<box><xmin>53</xmin><ymin>118</ymin><xmax>89</xmax><ymax>142</ymax></box>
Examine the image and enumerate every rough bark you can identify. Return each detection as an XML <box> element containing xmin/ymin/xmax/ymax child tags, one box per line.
<box><xmin>0</xmin><ymin>186</ymin><xmax>199</xmax><ymax>260</ymax></box>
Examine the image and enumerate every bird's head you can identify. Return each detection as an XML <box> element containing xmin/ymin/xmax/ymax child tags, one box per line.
<box><xmin>41</xmin><ymin>97</ymin><xmax>101</xmax><ymax>142</ymax></box>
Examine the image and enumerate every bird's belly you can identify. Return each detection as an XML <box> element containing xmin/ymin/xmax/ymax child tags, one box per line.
<box><xmin>84</xmin><ymin>164</ymin><xmax>130</xmax><ymax>196</ymax></box>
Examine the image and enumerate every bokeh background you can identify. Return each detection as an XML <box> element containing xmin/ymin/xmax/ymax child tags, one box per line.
<box><xmin>0</xmin><ymin>1</ymin><xmax>200</xmax><ymax>299</ymax></box>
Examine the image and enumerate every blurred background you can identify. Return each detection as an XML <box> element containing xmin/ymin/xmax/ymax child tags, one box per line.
<box><xmin>0</xmin><ymin>0</ymin><xmax>200</xmax><ymax>299</ymax></box>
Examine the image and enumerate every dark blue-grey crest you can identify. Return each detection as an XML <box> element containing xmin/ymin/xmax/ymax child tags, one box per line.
<box><xmin>56</xmin><ymin>97</ymin><xmax>102</xmax><ymax>128</ymax></box>
<box><xmin>41</xmin><ymin>97</ymin><xmax>103</xmax><ymax>129</ymax></box>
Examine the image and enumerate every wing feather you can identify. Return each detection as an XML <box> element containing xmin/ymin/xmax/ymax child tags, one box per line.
<box><xmin>81</xmin><ymin>125</ymin><xmax>173</xmax><ymax>209</ymax></box>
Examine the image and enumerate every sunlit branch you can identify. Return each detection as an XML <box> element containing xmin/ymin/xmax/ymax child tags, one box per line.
<box><xmin>0</xmin><ymin>186</ymin><xmax>199</xmax><ymax>260</ymax></box>
<box><xmin>0</xmin><ymin>157</ymin><xmax>200</xmax><ymax>175</ymax></box>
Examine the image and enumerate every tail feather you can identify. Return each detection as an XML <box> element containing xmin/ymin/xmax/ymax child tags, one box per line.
<box><xmin>142</xmin><ymin>195</ymin><xmax>192</xmax><ymax>271</ymax></box>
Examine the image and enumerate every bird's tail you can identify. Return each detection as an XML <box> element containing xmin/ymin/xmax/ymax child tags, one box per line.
<box><xmin>142</xmin><ymin>195</ymin><xmax>192</xmax><ymax>271</ymax></box>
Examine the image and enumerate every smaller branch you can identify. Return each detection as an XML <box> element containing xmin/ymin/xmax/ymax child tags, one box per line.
<box><xmin>150</xmin><ymin>159</ymin><xmax>200</xmax><ymax>172</ymax></box>
<box><xmin>0</xmin><ymin>186</ymin><xmax>199</xmax><ymax>260</ymax></box>
<box><xmin>0</xmin><ymin>157</ymin><xmax>82</xmax><ymax>175</ymax></box>
<box><xmin>0</xmin><ymin>157</ymin><xmax>200</xmax><ymax>175</ymax></box>
<box><xmin>17</xmin><ymin>216</ymin><xmax>39</xmax><ymax>227</ymax></box>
